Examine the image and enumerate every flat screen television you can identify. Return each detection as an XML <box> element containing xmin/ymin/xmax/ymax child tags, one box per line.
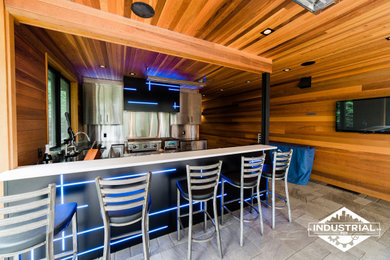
<box><xmin>123</xmin><ymin>76</ymin><xmax>180</xmax><ymax>113</ymax></box>
<box><xmin>336</xmin><ymin>96</ymin><xmax>390</xmax><ymax>133</ymax></box>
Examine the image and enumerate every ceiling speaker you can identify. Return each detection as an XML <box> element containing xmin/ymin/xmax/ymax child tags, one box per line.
<box><xmin>298</xmin><ymin>77</ymin><xmax>312</xmax><ymax>89</ymax></box>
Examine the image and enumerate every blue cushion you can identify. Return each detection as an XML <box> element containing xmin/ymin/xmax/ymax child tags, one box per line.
<box><xmin>0</xmin><ymin>202</ymin><xmax>77</xmax><ymax>256</ymax></box>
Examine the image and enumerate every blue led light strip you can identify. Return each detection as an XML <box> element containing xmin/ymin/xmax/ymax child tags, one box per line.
<box><xmin>147</xmin><ymin>81</ymin><xmax>180</xmax><ymax>88</ymax></box>
<box><xmin>173</xmin><ymin>102</ymin><xmax>180</xmax><ymax>109</ymax></box>
<box><xmin>124</xmin><ymin>87</ymin><xmax>137</xmax><ymax>91</ymax></box>
<box><xmin>61</xmin><ymin>226</ymin><xmax>168</xmax><ymax>260</ymax></box>
<box><xmin>128</xmin><ymin>101</ymin><xmax>158</xmax><ymax>105</ymax></box>
<box><xmin>56</xmin><ymin>168</ymin><xmax>177</xmax><ymax>188</ymax></box>
<box><xmin>168</xmin><ymin>88</ymin><xmax>180</xmax><ymax>92</ymax></box>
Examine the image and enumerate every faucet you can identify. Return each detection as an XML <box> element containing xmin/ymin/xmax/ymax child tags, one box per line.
<box><xmin>74</xmin><ymin>132</ymin><xmax>91</xmax><ymax>143</ymax></box>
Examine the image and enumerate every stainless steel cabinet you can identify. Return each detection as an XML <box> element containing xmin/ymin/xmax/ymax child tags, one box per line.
<box><xmin>172</xmin><ymin>91</ymin><xmax>202</xmax><ymax>124</ymax></box>
<box><xmin>83</xmin><ymin>80</ymin><xmax>123</xmax><ymax>125</ymax></box>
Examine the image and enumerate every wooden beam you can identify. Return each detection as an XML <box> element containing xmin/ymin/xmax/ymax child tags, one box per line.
<box><xmin>1</xmin><ymin>0</ymin><xmax>17</xmax><ymax>175</ymax></box>
<box><xmin>4</xmin><ymin>0</ymin><xmax>272</xmax><ymax>74</ymax></box>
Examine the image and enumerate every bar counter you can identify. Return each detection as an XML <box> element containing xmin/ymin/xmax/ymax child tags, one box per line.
<box><xmin>2</xmin><ymin>144</ymin><xmax>275</xmax><ymax>259</ymax></box>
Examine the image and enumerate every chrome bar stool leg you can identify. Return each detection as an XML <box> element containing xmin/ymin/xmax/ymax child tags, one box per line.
<box><xmin>213</xmin><ymin>195</ymin><xmax>223</xmax><ymax>258</ymax></box>
<box><xmin>177</xmin><ymin>188</ymin><xmax>181</xmax><ymax>241</ymax></box>
<box><xmin>72</xmin><ymin>211</ymin><xmax>78</xmax><ymax>259</ymax></box>
<box><xmin>103</xmin><ymin>224</ymin><xmax>111</xmax><ymax>260</ymax></box>
<box><xmin>272</xmin><ymin>175</ymin><xmax>276</xmax><ymax>229</ymax></box>
<box><xmin>142</xmin><ymin>215</ymin><xmax>150</xmax><ymax>260</ymax></box>
<box><xmin>188</xmin><ymin>201</ymin><xmax>193</xmax><ymax>260</ymax></box>
<box><xmin>240</xmin><ymin>185</ymin><xmax>244</xmax><ymax>247</ymax></box>
<box><xmin>220</xmin><ymin>179</ymin><xmax>225</xmax><ymax>225</ymax></box>
<box><xmin>256</xmin><ymin>184</ymin><xmax>264</xmax><ymax>235</ymax></box>
<box><xmin>250</xmin><ymin>187</ymin><xmax>253</xmax><ymax>213</ymax></box>
<box><xmin>204</xmin><ymin>201</ymin><xmax>207</xmax><ymax>232</ymax></box>
<box><xmin>284</xmin><ymin>179</ymin><xmax>292</xmax><ymax>222</ymax></box>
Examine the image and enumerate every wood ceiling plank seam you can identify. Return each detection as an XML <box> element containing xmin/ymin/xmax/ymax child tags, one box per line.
<box><xmin>229</xmin><ymin>5</ymin><xmax>304</xmax><ymax>50</ymax></box>
<box><xmin>156</xmin><ymin>0</ymin><xmax>183</xmax><ymax>29</ymax></box>
<box><xmin>195</xmin><ymin>0</ymin><xmax>250</xmax><ymax>40</ymax></box>
<box><xmin>152</xmin><ymin>55</ymin><xmax>171</xmax><ymax>76</ymax></box>
<box><xmin>219</xmin><ymin>0</ymin><xmax>292</xmax><ymax>46</ymax></box>
<box><xmin>181</xmin><ymin>0</ymin><xmax>226</xmax><ymax>36</ymax></box>
<box><xmin>150</xmin><ymin>0</ymin><xmax>167</xmax><ymax>26</ymax></box>
<box><xmin>123</xmin><ymin>0</ymin><xmax>132</xmax><ymax>18</ymax></box>
<box><xmin>244</xmin><ymin>0</ymin><xmax>368</xmax><ymax>54</ymax></box>
<box><xmin>237</xmin><ymin>8</ymin><xmax>308</xmax><ymax>52</ymax></box>
<box><xmin>208</xmin><ymin>0</ymin><xmax>283</xmax><ymax>44</ymax></box>
<box><xmin>271</xmin><ymin>7</ymin><xmax>390</xmax><ymax>62</ymax></box>
<box><xmin>75</xmin><ymin>36</ymin><xmax>99</xmax><ymax>78</ymax></box>
<box><xmin>201</xmin><ymin>0</ymin><xmax>254</xmax><ymax>41</ymax></box>
<box><xmin>171</xmin><ymin>0</ymin><xmax>207</xmax><ymax>33</ymax></box>
<box><xmin>99</xmin><ymin>0</ymin><xmax>109</xmax><ymax>12</ymax></box>
<box><xmin>167</xmin><ymin>0</ymin><xmax>191</xmax><ymax>31</ymax></box>
<box><xmin>272</xmin><ymin>33</ymin><xmax>390</xmax><ymax>74</ymax></box>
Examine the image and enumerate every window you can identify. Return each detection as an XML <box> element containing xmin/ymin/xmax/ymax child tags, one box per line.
<box><xmin>48</xmin><ymin>66</ymin><xmax>70</xmax><ymax>147</ymax></box>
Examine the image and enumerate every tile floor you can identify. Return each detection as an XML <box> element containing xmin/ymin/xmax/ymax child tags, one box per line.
<box><xmin>100</xmin><ymin>180</ymin><xmax>390</xmax><ymax>260</ymax></box>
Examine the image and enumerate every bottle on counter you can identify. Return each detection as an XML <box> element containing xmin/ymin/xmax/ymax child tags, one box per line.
<box><xmin>42</xmin><ymin>144</ymin><xmax>53</xmax><ymax>164</ymax></box>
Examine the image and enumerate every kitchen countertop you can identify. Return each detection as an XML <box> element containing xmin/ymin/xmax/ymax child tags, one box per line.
<box><xmin>0</xmin><ymin>144</ymin><xmax>276</xmax><ymax>181</ymax></box>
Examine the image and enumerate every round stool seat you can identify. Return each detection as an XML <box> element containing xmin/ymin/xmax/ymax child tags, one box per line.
<box><xmin>0</xmin><ymin>202</ymin><xmax>77</xmax><ymax>256</ymax></box>
<box><xmin>177</xmin><ymin>180</ymin><xmax>214</xmax><ymax>201</ymax></box>
<box><xmin>262</xmin><ymin>164</ymin><xmax>286</xmax><ymax>179</ymax></box>
<box><xmin>221</xmin><ymin>172</ymin><xmax>258</xmax><ymax>188</ymax></box>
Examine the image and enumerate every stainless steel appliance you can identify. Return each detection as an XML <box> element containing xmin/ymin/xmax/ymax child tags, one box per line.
<box><xmin>127</xmin><ymin>139</ymin><xmax>162</xmax><ymax>154</ymax></box>
<box><xmin>171</xmin><ymin>89</ymin><xmax>202</xmax><ymax>125</ymax></box>
<box><xmin>161</xmin><ymin>138</ymin><xmax>180</xmax><ymax>151</ymax></box>
<box><xmin>180</xmin><ymin>139</ymin><xmax>207</xmax><ymax>151</ymax></box>
<box><xmin>83</xmin><ymin>78</ymin><xmax>123</xmax><ymax>125</ymax></box>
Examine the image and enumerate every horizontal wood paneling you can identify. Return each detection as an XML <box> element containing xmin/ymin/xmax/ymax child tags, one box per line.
<box><xmin>14</xmin><ymin>24</ymin><xmax>46</xmax><ymax>165</ymax></box>
<box><xmin>14</xmin><ymin>23</ymin><xmax>77</xmax><ymax>166</ymax></box>
<box><xmin>201</xmin><ymin>67</ymin><xmax>390</xmax><ymax>201</ymax></box>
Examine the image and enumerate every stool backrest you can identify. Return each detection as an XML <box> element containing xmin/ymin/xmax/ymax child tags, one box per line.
<box><xmin>186</xmin><ymin>161</ymin><xmax>222</xmax><ymax>201</ymax></box>
<box><xmin>241</xmin><ymin>154</ymin><xmax>266</xmax><ymax>188</ymax></box>
<box><xmin>95</xmin><ymin>172</ymin><xmax>151</xmax><ymax>226</ymax></box>
<box><xmin>0</xmin><ymin>184</ymin><xmax>56</xmax><ymax>257</ymax></box>
<box><xmin>273</xmin><ymin>149</ymin><xmax>293</xmax><ymax>179</ymax></box>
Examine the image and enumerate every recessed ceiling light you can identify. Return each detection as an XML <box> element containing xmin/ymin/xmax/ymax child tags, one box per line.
<box><xmin>99</xmin><ymin>65</ymin><xmax>105</xmax><ymax>68</ymax></box>
<box><xmin>246</xmin><ymin>80</ymin><xmax>251</xmax><ymax>83</ymax></box>
<box><xmin>220</xmin><ymin>89</ymin><xmax>224</xmax><ymax>92</ymax></box>
<box><xmin>129</xmin><ymin>72</ymin><xmax>136</xmax><ymax>76</ymax></box>
<box><xmin>283</xmin><ymin>68</ymin><xmax>291</xmax><ymax>72</ymax></box>
<box><xmin>131</xmin><ymin>2</ymin><xmax>155</xmax><ymax>18</ymax></box>
<box><xmin>386</xmin><ymin>36</ymin><xmax>390</xmax><ymax>41</ymax></box>
<box><xmin>261</xmin><ymin>28</ymin><xmax>274</xmax><ymax>35</ymax></box>
<box><xmin>301</xmin><ymin>61</ymin><xmax>316</xmax><ymax>66</ymax></box>
<box><xmin>202</xmin><ymin>94</ymin><xmax>206</xmax><ymax>97</ymax></box>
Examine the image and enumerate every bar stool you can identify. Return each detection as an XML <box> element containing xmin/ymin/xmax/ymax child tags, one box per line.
<box><xmin>176</xmin><ymin>161</ymin><xmax>223</xmax><ymax>260</ymax></box>
<box><xmin>220</xmin><ymin>154</ymin><xmax>265</xmax><ymax>246</ymax></box>
<box><xmin>260</xmin><ymin>149</ymin><xmax>293</xmax><ymax>229</ymax></box>
<box><xmin>0</xmin><ymin>184</ymin><xmax>78</xmax><ymax>260</ymax></box>
<box><xmin>95</xmin><ymin>172</ymin><xmax>151</xmax><ymax>260</ymax></box>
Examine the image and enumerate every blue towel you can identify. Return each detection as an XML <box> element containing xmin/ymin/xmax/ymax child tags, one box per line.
<box><xmin>269</xmin><ymin>142</ymin><xmax>315</xmax><ymax>185</ymax></box>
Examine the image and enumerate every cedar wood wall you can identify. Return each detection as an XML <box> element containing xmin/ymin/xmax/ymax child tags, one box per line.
<box><xmin>200</xmin><ymin>67</ymin><xmax>390</xmax><ymax>201</ymax></box>
<box><xmin>14</xmin><ymin>24</ymin><xmax>75</xmax><ymax>166</ymax></box>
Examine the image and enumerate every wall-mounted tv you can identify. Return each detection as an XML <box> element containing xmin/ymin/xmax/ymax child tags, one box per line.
<box><xmin>336</xmin><ymin>96</ymin><xmax>390</xmax><ymax>133</ymax></box>
<box><xmin>123</xmin><ymin>76</ymin><xmax>180</xmax><ymax>113</ymax></box>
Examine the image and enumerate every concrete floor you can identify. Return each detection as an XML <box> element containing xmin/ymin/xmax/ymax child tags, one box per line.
<box><xmin>101</xmin><ymin>180</ymin><xmax>390</xmax><ymax>260</ymax></box>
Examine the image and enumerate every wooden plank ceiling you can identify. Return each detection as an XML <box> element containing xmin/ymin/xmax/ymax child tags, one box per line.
<box><xmin>25</xmin><ymin>0</ymin><xmax>390</xmax><ymax>96</ymax></box>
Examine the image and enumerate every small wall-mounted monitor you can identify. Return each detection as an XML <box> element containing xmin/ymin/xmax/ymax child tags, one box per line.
<box><xmin>123</xmin><ymin>76</ymin><xmax>180</xmax><ymax>112</ymax></box>
<box><xmin>336</xmin><ymin>96</ymin><xmax>390</xmax><ymax>133</ymax></box>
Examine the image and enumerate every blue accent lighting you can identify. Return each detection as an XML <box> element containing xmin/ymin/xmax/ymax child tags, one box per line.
<box><xmin>128</xmin><ymin>101</ymin><xmax>158</xmax><ymax>105</ymax></box>
<box><xmin>168</xmin><ymin>88</ymin><xmax>180</xmax><ymax>92</ymax></box>
<box><xmin>173</xmin><ymin>102</ymin><xmax>180</xmax><ymax>109</ymax></box>
<box><xmin>124</xmin><ymin>87</ymin><xmax>137</xmax><ymax>91</ymax></box>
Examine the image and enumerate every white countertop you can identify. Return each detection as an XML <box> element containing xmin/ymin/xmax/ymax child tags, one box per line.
<box><xmin>0</xmin><ymin>144</ymin><xmax>276</xmax><ymax>181</ymax></box>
